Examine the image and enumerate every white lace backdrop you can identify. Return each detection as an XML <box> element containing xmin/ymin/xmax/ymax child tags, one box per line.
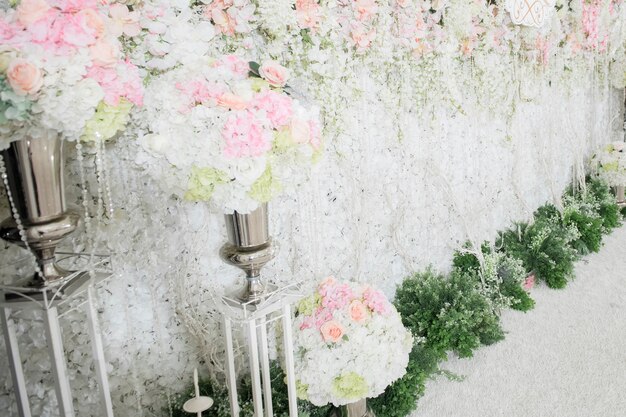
<box><xmin>0</xmin><ymin>68</ymin><xmax>623</xmax><ymax>416</ymax></box>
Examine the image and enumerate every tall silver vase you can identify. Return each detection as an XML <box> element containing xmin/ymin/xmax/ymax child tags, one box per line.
<box><xmin>328</xmin><ymin>399</ymin><xmax>375</xmax><ymax>417</ymax></box>
<box><xmin>0</xmin><ymin>134</ymin><xmax>79</xmax><ymax>285</ymax></box>
<box><xmin>219</xmin><ymin>203</ymin><xmax>277</xmax><ymax>305</ymax></box>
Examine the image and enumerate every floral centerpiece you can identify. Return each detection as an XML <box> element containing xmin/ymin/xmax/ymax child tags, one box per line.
<box><xmin>592</xmin><ymin>141</ymin><xmax>626</xmax><ymax>187</ymax></box>
<box><xmin>0</xmin><ymin>0</ymin><xmax>143</xmax><ymax>149</ymax></box>
<box><xmin>138</xmin><ymin>56</ymin><xmax>321</xmax><ymax>213</ymax></box>
<box><xmin>292</xmin><ymin>277</ymin><xmax>413</xmax><ymax>406</ymax></box>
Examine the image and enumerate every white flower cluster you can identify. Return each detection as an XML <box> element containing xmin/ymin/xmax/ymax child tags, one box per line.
<box><xmin>592</xmin><ymin>141</ymin><xmax>626</xmax><ymax>187</ymax></box>
<box><xmin>292</xmin><ymin>278</ymin><xmax>413</xmax><ymax>406</ymax></box>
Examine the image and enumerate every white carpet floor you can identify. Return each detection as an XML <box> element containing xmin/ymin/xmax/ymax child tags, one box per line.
<box><xmin>413</xmin><ymin>224</ymin><xmax>626</xmax><ymax>417</ymax></box>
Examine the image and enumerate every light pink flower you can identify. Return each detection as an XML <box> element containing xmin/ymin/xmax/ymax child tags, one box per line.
<box><xmin>77</xmin><ymin>8</ymin><xmax>106</xmax><ymax>40</ymax></box>
<box><xmin>215</xmin><ymin>54</ymin><xmax>249</xmax><ymax>78</ymax></box>
<box><xmin>16</xmin><ymin>0</ymin><xmax>51</xmax><ymax>26</ymax></box>
<box><xmin>61</xmin><ymin>13</ymin><xmax>99</xmax><ymax>47</ymax></box>
<box><xmin>89</xmin><ymin>40</ymin><xmax>119</xmax><ymax>67</ymax></box>
<box><xmin>523</xmin><ymin>274</ymin><xmax>535</xmax><ymax>291</ymax></box>
<box><xmin>350</xmin><ymin>24</ymin><xmax>376</xmax><ymax>50</ymax></box>
<box><xmin>7</xmin><ymin>58</ymin><xmax>44</xmax><ymax>96</ymax></box>
<box><xmin>290</xmin><ymin>118</ymin><xmax>311</xmax><ymax>144</ymax></box>
<box><xmin>253</xmin><ymin>90</ymin><xmax>293</xmax><ymax>128</ymax></box>
<box><xmin>109</xmin><ymin>3</ymin><xmax>141</xmax><ymax>37</ymax></box>
<box><xmin>363</xmin><ymin>287</ymin><xmax>389</xmax><ymax>315</ymax></box>
<box><xmin>51</xmin><ymin>0</ymin><xmax>98</xmax><ymax>13</ymax></box>
<box><xmin>86</xmin><ymin>60</ymin><xmax>143</xmax><ymax>106</ymax></box>
<box><xmin>320</xmin><ymin>320</ymin><xmax>344</xmax><ymax>343</ymax></box>
<box><xmin>296</xmin><ymin>0</ymin><xmax>321</xmax><ymax>30</ymax></box>
<box><xmin>258</xmin><ymin>60</ymin><xmax>289</xmax><ymax>87</ymax></box>
<box><xmin>349</xmin><ymin>300</ymin><xmax>368</xmax><ymax>323</ymax></box>
<box><xmin>319</xmin><ymin>276</ymin><xmax>337</xmax><ymax>288</ymax></box>
<box><xmin>354</xmin><ymin>0</ymin><xmax>378</xmax><ymax>22</ymax></box>
<box><xmin>176</xmin><ymin>79</ymin><xmax>219</xmax><ymax>110</ymax></box>
<box><xmin>217</xmin><ymin>92</ymin><xmax>248</xmax><ymax>110</ymax></box>
<box><xmin>222</xmin><ymin>111</ymin><xmax>272</xmax><ymax>158</ymax></box>
<box><xmin>308</xmin><ymin>120</ymin><xmax>321</xmax><ymax>149</ymax></box>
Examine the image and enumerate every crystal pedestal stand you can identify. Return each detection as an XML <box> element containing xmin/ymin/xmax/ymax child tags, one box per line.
<box><xmin>0</xmin><ymin>136</ymin><xmax>114</xmax><ymax>417</ymax></box>
<box><xmin>218</xmin><ymin>285</ymin><xmax>302</xmax><ymax>417</ymax></box>
<box><xmin>0</xmin><ymin>254</ymin><xmax>114</xmax><ymax>417</ymax></box>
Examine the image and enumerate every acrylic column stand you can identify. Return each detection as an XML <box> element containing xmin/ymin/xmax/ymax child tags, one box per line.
<box><xmin>219</xmin><ymin>284</ymin><xmax>302</xmax><ymax>417</ymax></box>
<box><xmin>0</xmin><ymin>253</ymin><xmax>114</xmax><ymax>417</ymax></box>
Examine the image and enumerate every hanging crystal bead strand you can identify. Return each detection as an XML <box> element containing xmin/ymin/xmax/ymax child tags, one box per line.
<box><xmin>0</xmin><ymin>153</ymin><xmax>44</xmax><ymax>280</ymax></box>
<box><xmin>97</xmin><ymin>135</ymin><xmax>114</xmax><ymax>218</ymax></box>
<box><xmin>75</xmin><ymin>140</ymin><xmax>96</xmax><ymax>279</ymax></box>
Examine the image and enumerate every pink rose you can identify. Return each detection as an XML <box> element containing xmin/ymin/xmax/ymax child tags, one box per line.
<box><xmin>289</xmin><ymin>118</ymin><xmax>311</xmax><ymax>144</ymax></box>
<box><xmin>16</xmin><ymin>0</ymin><xmax>51</xmax><ymax>26</ymax></box>
<box><xmin>77</xmin><ymin>9</ymin><xmax>106</xmax><ymax>40</ymax></box>
<box><xmin>349</xmin><ymin>300</ymin><xmax>368</xmax><ymax>323</ymax></box>
<box><xmin>523</xmin><ymin>274</ymin><xmax>535</xmax><ymax>291</ymax></box>
<box><xmin>90</xmin><ymin>40</ymin><xmax>119</xmax><ymax>67</ymax></box>
<box><xmin>7</xmin><ymin>59</ymin><xmax>43</xmax><ymax>96</ymax></box>
<box><xmin>320</xmin><ymin>320</ymin><xmax>344</xmax><ymax>343</ymax></box>
<box><xmin>258</xmin><ymin>60</ymin><xmax>289</xmax><ymax>87</ymax></box>
<box><xmin>217</xmin><ymin>92</ymin><xmax>248</xmax><ymax>110</ymax></box>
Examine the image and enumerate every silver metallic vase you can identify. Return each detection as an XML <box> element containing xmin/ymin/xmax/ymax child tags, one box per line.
<box><xmin>328</xmin><ymin>399</ymin><xmax>375</xmax><ymax>417</ymax></box>
<box><xmin>220</xmin><ymin>203</ymin><xmax>277</xmax><ymax>305</ymax></box>
<box><xmin>0</xmin><ymin>135</ymin><xmax>79</xmax><ymax>285</ymax></box>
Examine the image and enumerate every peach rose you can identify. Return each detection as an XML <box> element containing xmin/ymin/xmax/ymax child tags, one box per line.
<box><xmin>90</xmin><ymin>40</ymin><xmax>119</xmax><ymax>68</ymax></box>
<box><xmin>7</xmin><ymin>59</ymin><xmax>43</xmax><ymax>96</ymax></box>
<box><xmin>78</xmin><ymin>9</ymin><xmax>106</xmax><ymax>40</ymax></box>
<box><xmin>217</xmin><ymin>93</ymin><xmax>248</xmax><ymax>110</ymax></box>
<box><xmin>320</xmin><ymin>320</ymin><xmax>344</xmax><ymax>343</ymax></box>
<box><xmin>289</xmin><ymin>118</ymin><xmax>311</xmax><ymax>144</ymax></box>
<box><xmin>258</xmin><ymin>60</ymin><xmax>289</xmax><ymax>87</ymax></box>
<box><xmin>319</xmin><ymin>276</ymin><xmax>336</xmax><ymax>288</ymax></box>
<box><xmin>16</xmin><ymin>0</ymin><xmax>51</xmax><ymax>26</ymax></box>
<box><xmin>349</xmin><ymin>300</ymin><xmax>368</xmax><ymax>323</ymax></box>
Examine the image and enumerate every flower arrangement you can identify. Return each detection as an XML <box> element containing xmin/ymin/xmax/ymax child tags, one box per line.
<box><xmin>592</xmin><ymin>141</ymin><xmax>626</xmax><ymax>187</ymax></box>
<box><xmin>0</xmin><ymin>0</ymin><xmax>143</xmax><ymax>149</ymax></box>
<box><xmin>292</xmin><ymin>277</ymin><xmax>413</xmax><ymax>406</ymax></box>
<box><xmin>138</xmin><ymin>56</ymin><xmax>321</xmax><ymax>213</ymax></box>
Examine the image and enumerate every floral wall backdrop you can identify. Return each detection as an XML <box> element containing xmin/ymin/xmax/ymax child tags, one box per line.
<box><xmin>1</xmin><ymin>0</ymin><xmax>626</xmax><ymax>416</ymax></box>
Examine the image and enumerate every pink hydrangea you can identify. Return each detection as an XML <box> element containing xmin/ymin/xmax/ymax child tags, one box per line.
<box><xmin>319</xmin><ymin>281</ymin><xmax>354</xmax><ymax>312</ymax></box>
<box><xmin>222</xmin><ymin>111</ymin><xmax>272</xmax><ymax>158</ymax></box>
<box><xmin>214</xmin><ymin>54</ymin><xmax>249</xmax><ymax>79</ymax></box>
<box><xmin>363</xmin><ymin>287</ymin><xmax>389</xmax><ymax>315</ymax></box>
<box><xmin>86</xmin><ymin>60</ymin><xmax>144</xmax><ymax>106</ymax></box>
<box><xmin>253</xmin><ymin>90</ymin><xmax>293</xmax><ymax>129</ymax></box>
<box><xmin>176</xmin><ymin>79</ymin><xmax>225</xmax><ymax>113</ymax></box>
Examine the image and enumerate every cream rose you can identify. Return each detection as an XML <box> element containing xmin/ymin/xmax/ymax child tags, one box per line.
<box><xmin>289</xmin><ymin>118</ymin><xmax>311</xmax><ymax>144</ymax></box>
<box><xmin>90</xmin><ymin>41</ymin><xmax>119</xmax><ymax>68</ymax></box>
<box><xmin>7</xmin><ymin>59</ymin><xmax>44</xmax><ymax>96</ymax></box>
<box><xmin>258</xmin><ymin>60</ymin><xmax>289</xmax><ymax>87</ymax></box>
<box><xmin>16</xmin><ymin>0</ymin><xmax>51</xmax><ymax>26</ymax></box>
<box><xmin>320</xmin><ymin>320</ymin><xmax>344</xmax><ymax>343</ymax></box>
<box><xmin>0</xmin><ymin>47</ymin><xmax>17</xmax><ymax>73</ymax></box>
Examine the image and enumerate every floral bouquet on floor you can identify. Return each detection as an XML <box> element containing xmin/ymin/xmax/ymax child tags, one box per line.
<box><xmin>592</xmin><ymin>141</ymin><xmax>626</xmax><ymax>187</ymax></box>
<box><xmin>0</xmin><ymin>0</ymin><xmax>143</xmax><ymax>149</ymax></box>
<box><xmin>137</xmin><ymin>55</ymin><xmax>322</xmax><ymax>213</ymax></box>
<box><xmin>292</xmin><ymin>277</ymin><xmax>413</xmax><ymax>406</ymax></box>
